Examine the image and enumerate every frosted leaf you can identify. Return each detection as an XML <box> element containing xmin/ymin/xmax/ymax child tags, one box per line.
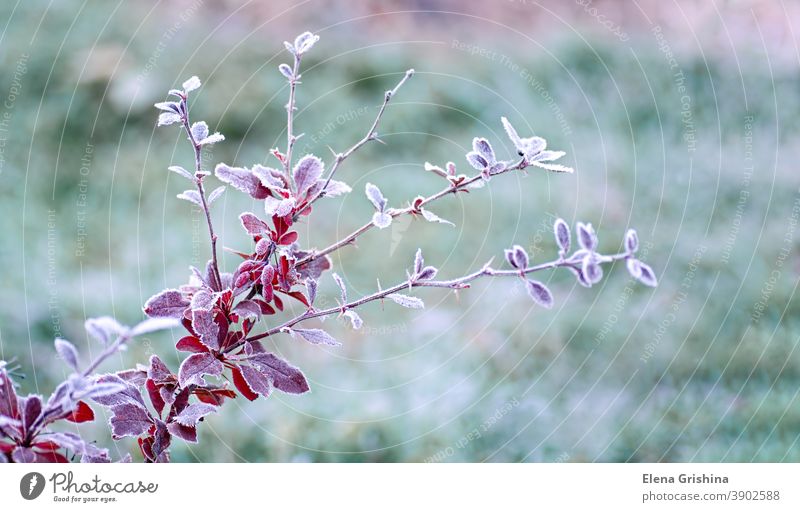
<box><xmin>191</xmin><ymin>121</ymin><xmax>208</xmax><ymax>141</ymax></box>
<box><xmin>198</xmin><ymin>133</ymin><xmax>224</xmax><ymax>145</ymax></box>
<box><xmin>576</xmin><ymin>222</ymin><xmax>598</xmax><ymax>251</ymax></box>
<box><xmin>372</xmin><ymin>211</ymin><xmax>392</xmax><ymax>229</ymax></box>
<box><xmin>293</xmin><ymin>155</ymin><xmax>324</xmax><ymax>196</ymax></box>
<box><xmin>158</xmin><ymin>112</ymin><xmax>181</xmax><ymax>126</ymax></box>
<box><xmin>177</xmin><ymin>190</ymin><xmax>202</xmax><ymax>206</ymax></box>
<box><xmin>279</xmin><ymin>63</ymin><xmax>293</xmax><ymax>79</ymax></box>
<box><xmin>554</xmin><ymin>218</ymin><xmax>571</xmax><ymax>255</ymax></box>
<box><xmin>288</xmin><ymin>328</ymin><xmax>341</xmax><ymax>347</ymax></box>
<box><xmin>421</xmin><ymin>208</ymin><xmax>454</xmax><ymax>227</ymax></box>
<box><xmin>182</xmin><ymin>76</ymin><xmax>201</xmax><ymax>92</ymax></box>
<box><xmin>55</xmin><ymin>338</ymin><xmax>79</xmax><ymax>371</ymax></box>
<box><xmin>365</xmin><ymin>182</ymin><xmax>387</xmax><ymax>211</ymax></box>
<box><xmin>526</xmin><ymin>280</ymin><xmax>554</xmax><ymax>309</ymax></box>
<box><xmin>168</xmin><ymin>165</ymin><xmax>193</xmax><ymax>180</ymax></box>
<box><xmin>387</xmin><ymin>293</ymin><xmax>424</xmax><ymax>309</ymax></box>
<box><xmin>625</xmin><ymin>229</ymin><xmax>639</xmax><ymax>254</ymax></box>
<box><xmin>343</xmin><ymin>310</ymin><xmax>362</xmax><ymax>330</ymax></box>
<box><xmin>293</xmin><ymin>31</ymin><xmax>320</xmax><ymax>55</ymax></box>
<box><xmin>207</xmin><ymin>186</ymin><xmax>225</xmax><ymax>204</ymax></box>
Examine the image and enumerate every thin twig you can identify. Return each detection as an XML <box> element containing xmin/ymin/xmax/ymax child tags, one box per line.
<box><xmin>294</xmin><ymin>69</ymin><xmax>415</xmax><ymax>220</ymax></box>
<box><xmin>239</xmin><ymin>250</ymin><xmax>629</xmax><ymax>346</ymax></box>
<box><xmin>297</xmin><ymin>157</ymin><xmax>527</xmax><ymax>267</ymax></box>
<box><xmin>284</xmin><ymin>53</ymin><xmax>302</xmax><ymax>182</ymax></box>
<box><xmin>181</xmin><ymin>100</ymin><xmax>222</xmax><ymax>291</ymax></box>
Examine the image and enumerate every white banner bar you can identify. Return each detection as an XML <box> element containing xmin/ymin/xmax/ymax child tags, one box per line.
<box><xmin>2</xmin><ymin>463</ymin><xmax>798</xmax><ymax>510</ymax></box>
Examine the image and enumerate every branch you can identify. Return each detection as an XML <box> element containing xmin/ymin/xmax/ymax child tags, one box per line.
<box><xmin>294</xmin><ymin>69</ymin><xmax>415</xmax><ymax>220</ymax></box>
<box><xmin>241</xmin><ymin>249</ymin><xmax>630</xmax><ymax>346</ymax></box>
<box><xmin>181</xmin><ymin>102</ymin><xmax>222</xmax><ymax>291</ymax></box>
<box><xmin>284</xmin><ymin>53</ymin><xmax>302</xmax><ymax>180</ymax></box>
<box><xmin>296</xmin><ymin>157</ymin><xmax>526</xmax><ymax>267</ymax></box>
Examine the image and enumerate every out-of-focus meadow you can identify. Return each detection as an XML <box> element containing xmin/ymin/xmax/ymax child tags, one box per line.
<box><xmin>1</xmin><ymin>0</ymin><xmax>799</xmax><ymax>461</ymax></box>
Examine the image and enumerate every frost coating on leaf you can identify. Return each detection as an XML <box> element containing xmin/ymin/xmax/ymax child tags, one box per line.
<box><xmin>157</xmin><ymin>112</ymin><xmax>181</xmax><ymax>126</ymax></box>
<box><xmin>198</xmin><ymin>132</ymin><xmax>224</xmax><ymax>145</ymax></box>
<box><xmin>168</xmin><ymin>165</ymin><xmax>193</xmax><ymax>180</ymax></box>
<box><xmin>421</xmin><ymin>208</ymin><xmax>454</xmax><ymax>227</ymax></box>
<box><xmin>293</xmin><ymin>155</ymin><xmax>324</xmax><ymax>196</ymax></box>
<box><xmin>207</xmin><ymin>186</ymin><xmax>226</xmax><ymax>204</ymax></box>
<box><xmin>365</xmin><ymin>183</ymin><xmax>387</xmax><ymax>212</ymax></box>
<box><xmin>343</xmin><ymin>310</ymin><xmax>363</xmax><ymax>329</ymax></box>
<box><xmin>182</xmin><ymin>76</ymin><xmax>201</xmax><ymax>92</ymax></box>
<box><xmin>54</xmin><ymin>338</ymin><xmax>79</xmax><ymax>371</ymax></box>
<box><xmin>177</xmin><ymin>190</ymin><xmax>202</xmax><ymax>206</ymax></box>
<box><xmin>85</xmin><ymin>316</ymin><xmax>125</xmax><ymax>345</ymax></box>
<box><xmin>174</xmin><ymin>403</ymin><xmax>217</xmax><ymax>427</ymax></box>
<box><xmin>178</xmin><ymin>353</ymin><xmax>224</xmax><ymax>387</ymax></box>
<box><xmin>576</xmin><ymin>222</ymin><xmax>598</xmax><ymax>252</ymax></box>
<box><xmin>287</xmin><ymin>327</ymin><xmax>341</xmax><ymax>347</ymax></box>
<box><xmin>292</xmin><ymin>31</ymin><xmax>319</xmax><ymax>55</ymax></box>
<box><xmin>625</xmin><ymin>229</ymin><xmax>639</xmax><ymax>254</ymax></box>
<box><xmin>144</xmin><ymin>289</ymin><xmax>190</xmax><ymax>318</ymax></box>
<box><xmin>554</xmin><ymin>218</ymin><xmax>571</xmax><ymax>256</ymax></box>
<box><xmin>191</xmin><ymin>121</ymin><xmax>208</xmax><ymax>141</ymax></box>
<box><xmin>526</xmin><ymin>280</ymin><xmax>554</xmax><ymax>309</ymax></box>
<box><xmin>247</xmin><ymin>352</ymin><xmax>310</xmax><ymax>394</ymax></box>
<box><xmin>387</xmin><ymin>293</ymin><xmax>424</xmax><ymax>309</ymax></box>
<box><xmin>372</xmin><ymin>211</ymin><xmax>392</xmax><ymax>229</ymax></box>
<box><xmin>130</xmin><ymin>317</ymin><xmax>180</xmax><ymax>337</ymax></box>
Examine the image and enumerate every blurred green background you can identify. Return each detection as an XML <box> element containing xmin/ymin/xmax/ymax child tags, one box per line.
<box><xmin>1</xmin><ymin>0</ymin><xmax>798</xmax><ymax>462</ymax></box>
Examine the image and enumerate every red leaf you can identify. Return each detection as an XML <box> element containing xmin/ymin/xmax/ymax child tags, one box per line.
<box><xmin>278</xmin><ymin>231</ymin><xmax>298</xmax><ymax>245</ymax></box>
<box><xmin>65</xmin><ymin>401</ymin><xmax>94</xmax><ymax>423</ymax></box>
<box><xmin>32</xmin><ymin>441</ymin><xmax>61</xmax><ymax>451</ymax></box>
<box><xmin>273</xmin><ymin>295</ymin><xmax>284</xmax><ymax>311</ymax></box>
<box><xmin>176</xmin><ymin>336</ymin><xmax>209</xmax><ymax>353</ymax></box>
<box><xmin>280</xmin><ymin>290</ymin><xmax>309</xmax><ymax>307</ymax></box>
<box><xmin>194</xmin><ymin>388</ymin><xmax>236</xmax><ymax>406</ymax></box>
<box><xmin>146</xmin><ymin>379</ymin><xmax>166</xmax><ymax>416</ymax></box>
<box><xmin>231</xmin><ymin>366</ymin><xmax>259</xmax><ymax>401</ymax></box>
<box><xmin>254</xmin><ymin>299</ymin><xmax>276</xmax><ymax>315</ymax></box>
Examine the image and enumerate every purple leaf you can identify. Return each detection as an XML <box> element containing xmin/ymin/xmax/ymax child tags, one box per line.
<box><xmin>466</xmin><ymin>151</ymin><xmax>488</xmax><ymax>170</ymax></box>
<box><xmin>292</xmin><ymin>155</ymin><xmax>324</xmax><ymax>197</ymax></box>
<box><xmin>91</xmin><ymin>375</ymin><xmax>147</xmax><ymax>408</ymax></box>
<box><xmin>233</xmin><ymin>300</ymin><xmax>262</xmax><ymax>320</ymax></box>
<box><xmin>81</xmin><ymin>381</ymin><xmax>128</xmax><ymax>401</ymax></box>
<box><xmin>251</xmin><ymin>164</ymin><xmax>286</xmax><ymax>189</ymax></box>
<box><xmin>626</xmin><ymin>258</ymin><xmax>642</xmax><ymax>279</ymax></box>
<box><xmin>306</xmin><ymin>278</ymin><xmax>318</xmax><ymax>306</ymax></box>
<box><xmin>178</xmin><ymin>353</ymin><xmax>224</xmax><ymax>387</ymax></box>
<box><xmin>191</xmin><ymin>291</ymin><xmax>219</xmax><ymax>351</ymax></box>
<box><xmin>215</xmin><ymin>163</ymin><xmax>269</xmax><ymax>199</ymax></box>
<box><xmin>174</xmin><ymin>403</ymin><xmax>217</xmax><ymax>427</ymax></box>
<box><xmin>20</xmin><ymin>395</ymin><xmax>43</xmax><ymax>432</ymax></box>
<box><xmin>307</xmin><ymin>179</ymin><xmax>351</xmax><ymax>198</ymax></box>
<box><xmin>365</xmin><ymin>183</ymin><xmax>387</xmax><ymax>211</ymax></box>
<box><xmin>636</xmin><ymin>261</ymin><xmax>658</xmax><ymax>287</ymax></box>
<box><xmin>11</xmin><ymin>446</ymin><xmax>37</xmax><ymax>463</ymax></box>
<box><xmin>54</xmin><ymin>338</ymin><xmax>79</xmax><ymax>371</ymax></box>
<box><xmin>158</xmin><ymin>112</ymin><xmax>181</xmax><ymax>126</ymax></box>
<box><xmin>554</xmin><ymin>218</ymin><xmax>571</xmax><ymax>256</ymax></box>
<box><xmin>154</xmin><ymin>101</ymin><xmax>179</xmax><ymax>113</ymax></box>
<box><xmin>240</xmin><ymin>365</ymin><xmax>271</xmax><ymax>398</ymax></box>
<box><xmin>576</xmin><ymin>222</ymin><xmax>598</xmax><ymax>252</ymax></box>
<box><xmin>387</xmin><ymin>293</ymin><xmax>424</xmax><ymax>309</ymax></box>
<box><xmin>372</xmin><ymin>211</ymin><xmax>392</xmax><ymax>229</ymax></box>
<box><xmin>85</xmin><ymin>316</ymin><xmax>125</xmax><ymax>345</ymax></box>
<box><xmin>625</xmin><ymin>229</ymin><xmax>639</xmax><ymax>254</ymax></box>
<box><xmin>512</xmin><ymin>245</ymin><xmax>529</xmax><ymax>269</ymax></box>
<box><xmin>144</xmin><ymin>289</ymin><xmax>190</xmax><ymax>319</ymax></box>
<box><xmin>278</xmin><ymin>63</ymin><xmax>293</xmax><ymax>79</ymax></box>
<box><xmin>416</xmin><ymin>266</ymin><xmax>438</xmax><ymax>281</ymax></box>
<box><xmin>289</xmin><ymin>328</ymin><xmax>341</xmax><ymax>347</ymax></box>
<box><xmin>148</xmin><ymin>355</ymin><xmax>172</xmax><ymax>382</ymax></box>
<box><xmin>109</xmin><ymin>403</ymin><xmax>153</xmax><ymax>439</ymax></box>
<box><xmin>191</xmin><ymin>121</ymin><xmax>208</xmax><ymax>141</ymax></box>
<box><xmin>247</xmin><ymin>353</ymin><xmax>310</xmax><ymax>394</ymax></box>
<box><xmin>167</xmin><ymin>422</ymin><xmax>197</xmax><ymax>443</ymax></box>
<box><xmin>239</xmin><ymin>212</ymin><xmax>269</xmax><ymax>236</ymax></box>
<box><xmin>0</xmin><ymin>370</ymin><xmax>19</xmax><ymax>420</ymax></box>
<box><xmin>472</xmin><ymin>137</ymin><xmax>496</xmax><ymax>164</ymax></box>
<box><xmin>581</xmin><ymin>254</ymin><xmax>603</xmax><ymax>285</ymax></box>
<box><xmin>526</xmin><ymin>280</ymin><xmax>554</xmax><ymax>309</ymax></box>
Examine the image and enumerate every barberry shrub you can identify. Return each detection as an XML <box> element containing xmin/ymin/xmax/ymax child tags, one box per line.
<box><xmin>0</xmin><ymin>32</ymin><xmax>656</xmax><ymax>463</ymax></box>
